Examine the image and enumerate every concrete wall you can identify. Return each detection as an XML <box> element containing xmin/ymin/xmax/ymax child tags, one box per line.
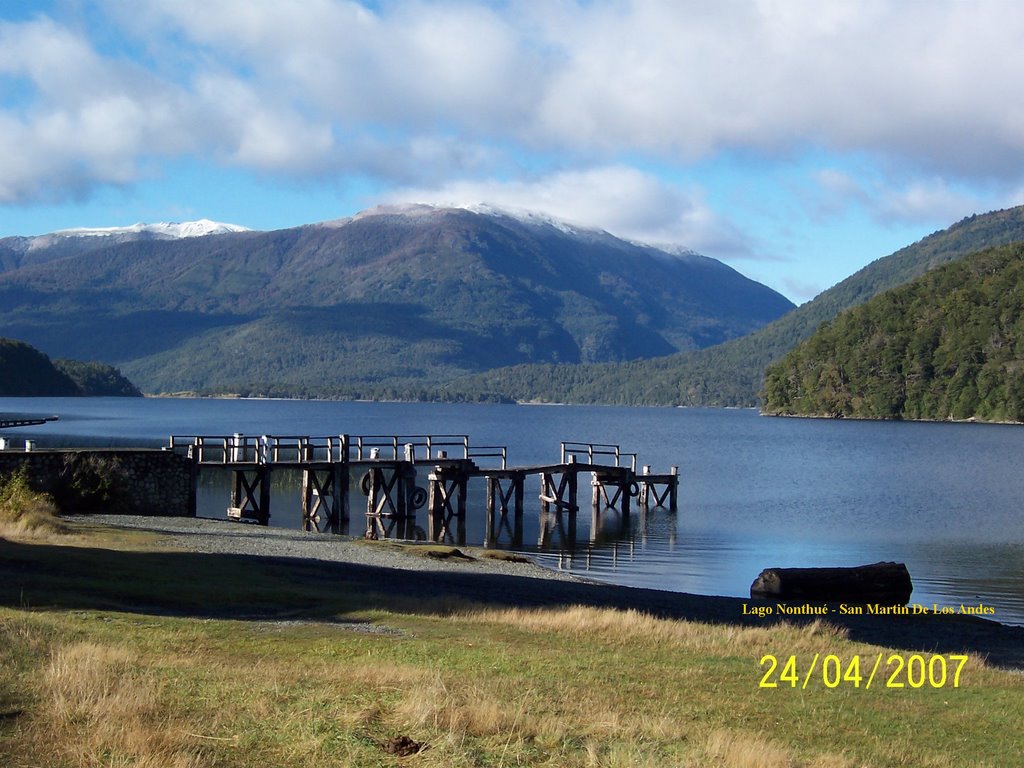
<box><xmin>0</xmin><ymin>448</ymin><xmax>194</xmax><ymax>516</ymax></box>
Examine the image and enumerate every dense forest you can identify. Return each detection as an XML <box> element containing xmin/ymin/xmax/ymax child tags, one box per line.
<box><xmin>0</xmin><ymin>338</ymin><xmax>140</xmax><ymax>397</ymax></box>
<box><xmin>762</xmin><ymin>243</ymin><xmax>1024</xmax><ymax>422</ymax></box>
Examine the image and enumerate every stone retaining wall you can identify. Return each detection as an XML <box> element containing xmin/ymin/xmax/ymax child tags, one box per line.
<box><xmin>0</xmin><ymin>448</ymin><xmax>194</xmax><ymax>516</ymax></box>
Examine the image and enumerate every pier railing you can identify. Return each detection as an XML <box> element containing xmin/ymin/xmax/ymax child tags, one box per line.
<box><xmin>169</xmin><ymin>434</ymin><xmax>349</xmax><ymax>464</ymax></box>
<box><xmin>170</xmin><ymin>435</ymin><xmax>640</xmax><ymax>475</ymax></box>
<box><xmin>170</xmin><ymin>433</ymin><xmax>508</xmax><ymax>468</ymax></box>
<box><xmin>352</xmin><ymin>434</ymin><xmax>469</xmax><ymax>461</ymax></box>
<box><xmin>560</xmin><ymin>441</ymin><xmax>637</xmax><ymax>471</ymax></box>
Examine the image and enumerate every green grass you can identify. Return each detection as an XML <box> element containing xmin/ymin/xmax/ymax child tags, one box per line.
<box><xmin>0</xmin><ymin>520</ymin><xmax>1021</xmax><ymax>767</ymax></box>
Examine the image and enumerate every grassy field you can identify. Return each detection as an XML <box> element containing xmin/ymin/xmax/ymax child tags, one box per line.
<box><xmin>1</xmin><ymin>480</ymin><xmax>1022</xmax><ymax>767</ymax></box>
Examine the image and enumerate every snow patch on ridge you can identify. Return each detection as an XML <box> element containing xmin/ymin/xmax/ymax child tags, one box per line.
<box><xmin>316</xmin><ymin>202</ymin><xmax>702</xmax><ymax>261</ymax></box>
<box><xmin>50</xmin><ymin>218</ymin><xmax>250</xmax><ymax>239</ymax></box>
<box><xmin>332</xmin><ymin>201</ymin><xmax>604</xmax><ymax>238</ymax></box>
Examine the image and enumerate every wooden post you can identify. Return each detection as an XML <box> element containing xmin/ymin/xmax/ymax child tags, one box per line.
<box><xmin>332</xmin><ymin>462</ymin><xmax>348</xmax><ymax>534</ymax></box>
<box><xmin>566</xmin><ymin>467</ymin><xmax>578</xmax><ymax>525</ymax></box>
<box><xmin>366</xmin><ymin>467</ymin><xmax>380</xmax><ymax>522</ymax></box>
<box><xmin>669</xmin><ymin>465</ymin><xmax>678</xmax><ymax>512</ymax></box>
<box><xmin>513</xmin><ymin>473</ymin><xmax>524</xmax><ymax>548</ymax></box>
<box><xmin>300</xmin><ymin>469</ymin><xmax>312</xmax><ymax>531</ymax></box>
<box><xmin>639</xmin><ymin>465</ymin><xmax>650</xmax><ymax>509</ymax></box>
<box><xmin>619</xmin><ymin>471</ymin><xmax>631</xmax><ymax>524</ymax></box>
<box><xmin>187</xmin><ymin>445</ymin><xmax>198</xmax><ymax>518</ymax></box>
<box><xmin>258</xmin><ymin>467</ymin><xmax>271</xmax><ymax>526</ymax></box>
<box><xmin>485</xmin><ymin>476</ymin><xmax>496</xmax><ymax>547</ymax></box>
<box><xmin>428</xmin><ymin>470</ymin><xmax>444</xmax><ymax>541</ymax></box>
<box><xmin>539</xmin><ymin>471</ymin><xmax>552</xmax><ymax>518</ymax></box>
<box><xmin>456</xmin><ymin>472</ymin><xmax>467</xmax><ymax>546</ymax></box>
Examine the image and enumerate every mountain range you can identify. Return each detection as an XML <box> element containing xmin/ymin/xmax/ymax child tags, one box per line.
<box><xmin>0</xmin><ymin>204</ymin><xmax>794</xmax><ymax>397</ymax></box>
<box><xmin>442</xmin><ymin>205</ymin><xmax>1024</xmax><ymax>405</ymax></box>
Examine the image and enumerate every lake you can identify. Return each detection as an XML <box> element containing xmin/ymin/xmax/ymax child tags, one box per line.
<box><xmin>3</xmin><ymin>396</ymin><xmax>1023</xmax><ymax>625</ymax></box>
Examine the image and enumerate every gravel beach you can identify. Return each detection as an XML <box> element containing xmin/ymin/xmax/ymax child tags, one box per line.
<box><xmin>74</xmin><ymin>514</ymin><xmax>582</xmax><ymax>581</ymax></box>
<box><xmin>72</xmin><ymin>514</ymin><xmax>1024</xmax><ymax>671</ymax></box>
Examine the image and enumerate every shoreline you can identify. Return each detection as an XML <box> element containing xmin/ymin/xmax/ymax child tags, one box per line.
<box><xmin>68</xmin><ymin>514</ymin><xmax>1024</xmax><ymax>671</ymax></box>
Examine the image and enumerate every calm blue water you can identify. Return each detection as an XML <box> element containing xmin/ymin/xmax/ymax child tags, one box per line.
<box><xmin>3</xmin><ymin>397</ymin><xmax>1023</xmax><ymax>625</ymax></box>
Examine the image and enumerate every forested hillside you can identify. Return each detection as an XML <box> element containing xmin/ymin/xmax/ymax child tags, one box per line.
<box><xmin>762</xmin><ymin>243</ymin><xmax>1024</xmax><ymax>422</ymax></box>
<box><xmin>0</xmin><ymin>338</ymin><xmax>140</xmax><ymax>397</ymax></box>
<box><xmin>441</xmin><ymin>206</ymin><xmax>1024</xmax><ymax>405</ymax></box>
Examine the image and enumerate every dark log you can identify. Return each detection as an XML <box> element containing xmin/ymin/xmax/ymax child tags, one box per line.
<box><xmin>750</xmin><ymin>561</ymin><xmax>913</xmax><ymax>605</ymax></box>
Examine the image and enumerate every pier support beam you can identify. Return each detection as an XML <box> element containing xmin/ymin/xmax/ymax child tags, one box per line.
<box><xmin>428</xmin><ymin>466</ymin><xmax>468</xmax><ymax>544</ymax></box>
<box><xmin>638</xmin><ymin>465</ymin><xmax>679</xmax><ymax>512</ymax></box>
<box><xmin>301</xmin><ymin>464</ymin><xmax>349</xmax><ymax>534</ymax></box>
<box><xmin>227</xmin><ymin>467</ymin><xmax>271</xmax><ymax>525</ymax></box>
<box><xmin>538</xmin><ymin>467</ymin><xmax>579</xmax><ymax>550</ymax></box>
<box><xmin>363</xmin><ymin>462</ymin><xmax>419</xmax><ymax>540</ymax></box>
<box><xmin>484</xmin><ymin>472</ymin><xmax>524</xmax><ymax>548</ymax></box>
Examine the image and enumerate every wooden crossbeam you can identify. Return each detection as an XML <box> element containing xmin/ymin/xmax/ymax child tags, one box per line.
<box><xmin>301</xmin><ymin>468</ymin><xmax>341</xmax><ymax>532</ymax></box>
<box><xmin>428</xmin><ymin>469</ymin><xmax>467</xmax><ymax>543</ymax></box>
<box><xmin>539</xmin><ymin>470</ymin><xmax>578</xmax><ymax>513</ymax></box>
<box><xmin>227</xmin><ymin>468</ymin><xmax>270</xmax><ymax>525</ymax></box>
<box><xmin>641</xmin><ymin>481</ymin><xmax>672</xmax><ymax>507</ymax></box>
<box><xmin>485</xmin><ymin>473</ymin><xmax>524</xmax><ymax>548</ymax></box>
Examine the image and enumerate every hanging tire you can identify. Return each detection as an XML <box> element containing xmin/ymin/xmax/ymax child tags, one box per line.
<box><xmin>410</xmin><ymin>487</ymin><xmax>428</xmax><ymax>509</ymax></box>
<box><xmin>629</xmin><ymin>481</ymin><xmax>641</xmax><ymax>497</ymax></box>
<box><xmin>359</xmin><ymin>471</ymin><xmax>374</xmax><ymax>496</ymax></box>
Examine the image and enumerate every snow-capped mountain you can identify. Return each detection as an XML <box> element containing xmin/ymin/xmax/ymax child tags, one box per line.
<box><xmin>0</xmin><ymin>219</ymin><xmax>251</xmax><ymax>269</ymax></box>
<box><xmin>338</xmin><ymin>202</ymin><xmax>605</xmax><ymax>239</ymax></box>
<box><xmin>49</xmin><ymin>218</ymin><xmax>250</xmax><ymax>240</ymax></box>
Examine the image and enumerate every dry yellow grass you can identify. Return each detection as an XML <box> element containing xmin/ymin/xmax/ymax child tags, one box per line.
<box><xmin>460</xmin><ymin>604</ymin><xmax>849</xmax><ymax>654</ymax></box>
<box><xmin>15</xmin><ymin>640</ymin><xmax>202</xmax><ymax>767</ymax></box>
<box><xmin>0</xmin><ymin>470</ymin><xmax>68</xmax><ymax>541</ymax></box>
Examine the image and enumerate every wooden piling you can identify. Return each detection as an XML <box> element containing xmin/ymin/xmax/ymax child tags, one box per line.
<box><xmin>427</xmin><ymin>465</ymin><xmax>468</xmax><ymax>544</ymax></box>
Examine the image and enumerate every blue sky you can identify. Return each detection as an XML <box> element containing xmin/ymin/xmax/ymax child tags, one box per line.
<box><xmin>2</xmin><ymin>1</ymin><xmax>1024</xmax><ymax>303</ymax></box>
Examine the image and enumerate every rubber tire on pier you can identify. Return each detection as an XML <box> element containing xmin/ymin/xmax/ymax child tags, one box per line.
<box><xmin>359</xmin><ymin>471</ymin><xmax>374</xmax><ymax>496</ymax></box>
<box><xmin>410</xmin><ymin>487</ymin><xmax>428</xmax><ymax>509</ymax></box>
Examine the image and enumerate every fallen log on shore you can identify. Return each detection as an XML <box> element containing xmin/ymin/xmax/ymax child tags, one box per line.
<box><xmin>750</xmin><ymin>561</ymin><xmax>913</xmax><ymax>605</ymax></box>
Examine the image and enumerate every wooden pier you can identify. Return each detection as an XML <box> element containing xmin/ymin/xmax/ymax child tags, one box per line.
<box><xmin>0</xmin><ymin>414</ymin><xmax>59</xmax><ymax>431</ymax></box>
<box><xmin>169</xmin><ymin>432</ymin><xmax>679</xmax><ymax>548</ymax></box>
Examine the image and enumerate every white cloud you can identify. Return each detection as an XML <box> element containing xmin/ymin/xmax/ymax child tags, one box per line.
<box><xmin>384</xmin><ymin>165</ymin><xmax>761</xmax><ymax>260</ymax></box>
<box><xmin>874</xmin><ymin>181</ymin><xmax>982</xmax><ymax>226</ymax></box>
<box><xmin>811</xmin><ymin>169</ymin><xmax>987</xmax><ymax>227</ymax></box>
<box><xmin>4</xmin><ymin>1</ymin><xmax>1024</xmax><ymax>210</ymax></box>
